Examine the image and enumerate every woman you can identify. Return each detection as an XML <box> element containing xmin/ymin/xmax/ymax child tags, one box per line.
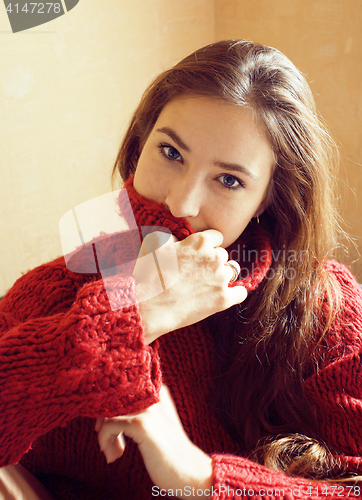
<box><xmin>1</xmin><ymin>40</ymin><xmax>361</xmax><ymax>499</ymax></box>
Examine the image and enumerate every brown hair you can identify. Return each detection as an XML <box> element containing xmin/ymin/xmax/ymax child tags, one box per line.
<box><xmin>113</xmin><ymin>40</ymin><xmax>350</xmax><ymax>480</ymax></box>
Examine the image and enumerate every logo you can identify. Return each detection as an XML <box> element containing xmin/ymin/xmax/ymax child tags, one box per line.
<box><xmin>59</xmin><ymin>190</ymin><xmax>179</xmax><ymax>311</ymax></box>
<box><xmin>3</xmin><ymin>0</ymin><xmax>79</xmax><ymax>33</ymax></box>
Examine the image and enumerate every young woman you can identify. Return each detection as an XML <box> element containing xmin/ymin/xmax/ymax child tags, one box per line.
<box><xmin>0</xmin><ymin>40</ymin><xmax>361</xmax><ymax>500</ymax></box>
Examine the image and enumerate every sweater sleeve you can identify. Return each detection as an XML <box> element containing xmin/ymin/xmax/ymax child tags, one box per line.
<box><xmin>210</xmin><ymin>261</ymin><xmax>362</xmax><ymax>499</ymax></box>
<box><xmin>0</xmin><ymin>259</ymin><xmax>161</xmax><ymax>467</ymax></box>
<box><xmin>211</xmin><ymin>454</ymin><xmax>361</xmax><ymax>499</ymax></box>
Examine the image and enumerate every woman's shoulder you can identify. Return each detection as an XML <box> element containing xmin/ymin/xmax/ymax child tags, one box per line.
<box><xmin>323</xmin><ymin>258</ymin><xmax>362</xmax><ymax>310</ymax></box>
<box><xmin>316</xmin><ymin>259</ymin><xmax>362</xmax><ymax>366</ymax></box>
<box><xmin>324</xmin><ymin>258</ymin><xmax>362</xmax><ymax>287</ymax></box>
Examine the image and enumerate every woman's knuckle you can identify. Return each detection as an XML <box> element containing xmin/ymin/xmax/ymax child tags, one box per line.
<box><xmin>213</xmin><ymin>289</ymin><xmax>226</xmax><ymax>308</ymax></box>
<box><xmin>191</xmin><ymin>232</ymin><xmax>208</xmax><ymax>249</ymax></box>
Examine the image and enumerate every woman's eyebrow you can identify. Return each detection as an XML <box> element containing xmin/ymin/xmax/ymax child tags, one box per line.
<box><xmin>156</xmin><ymin>127</ymin><xmax>190</xmax><ymax>152</ymax></box>
<box><xmin>156</xmin><ymin>126</ymin><xmax>258</xmax><ymax>181</ymax></box>
<box><xmin>214</xmin><ymin>162</ymin><xmax>259</xmax><ymax>181</ymax></box>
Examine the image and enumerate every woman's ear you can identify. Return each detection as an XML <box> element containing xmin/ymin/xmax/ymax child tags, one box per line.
<box><xmin>253</xmin><ymin>198</ymin><xmax>268</xmax><ymax>219</ymax></box>
<box><xmin>254</xmin><ymin>178</ymin><xmax>274</xmax><ymax>218</ymax></box>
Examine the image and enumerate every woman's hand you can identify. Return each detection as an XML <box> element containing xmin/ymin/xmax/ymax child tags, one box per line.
<box><xmin>134</xmin><ymin>229</ymin><xmax>247</xmax><ymax>343</ymax></box>
<box><xmin>96</xmin><ymin>385</ymin><xmax>212</xmax><ymax>499</ymax></box>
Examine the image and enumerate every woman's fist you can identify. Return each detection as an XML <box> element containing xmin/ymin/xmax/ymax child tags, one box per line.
<box><xmin>133</xmin><ymin>229</ymin><xmax>247</xmax><ymax>343</ymax></box>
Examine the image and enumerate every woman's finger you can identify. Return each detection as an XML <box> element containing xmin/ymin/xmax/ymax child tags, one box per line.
<box><xmin>95</xmin><ymin>417</ymin><xmax>104</xmax><ymax>433</ymax></box>
<box><xmin>230</xmin><ymin>284</ymin><xmax>248</xmax><ymax>304</ymax></box>
<box><xmin>186</xmin><ymin>229</ymin><xmax>224</xmax><ymax>249</ymax></box>
<box><xmin>212</xmin><ymin>246</ymin><xmax>229</xmax><ymax>264</ymax></box>
<box><xmin>102</xmin><ymin>433</ymin><xmax>126</xmax><ymax>464</ymax></box>
<box><xmin>200</xmin><ymin>229</ymin><xmax>224</xmax><ymax>248</ymax></box>
<box><xmin>97</xmin><ymin>419</ymin><xmax>129</xmax><ymax>462</ymax></box>
<box><xmin>140</xmin><ymin>231</ymin><xmax>177</xmax><ymax>256</ymax></box>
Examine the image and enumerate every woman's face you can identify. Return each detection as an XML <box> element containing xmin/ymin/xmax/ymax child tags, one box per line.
<box><xmin>134</xmin><ymin>96</ymin><xmax>275</xmax><ymax>248</ymax></box>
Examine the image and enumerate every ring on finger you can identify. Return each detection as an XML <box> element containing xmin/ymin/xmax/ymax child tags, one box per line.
<box><xmin>225</xmin><ymin>260</ymin><xmax>241</xmax><ymax>283</ymax></box>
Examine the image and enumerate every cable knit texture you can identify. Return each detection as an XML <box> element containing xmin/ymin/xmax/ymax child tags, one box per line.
<box><xmin>0</xmin><ymin>177</ymin><xmax>361</xmax><ymax>499</ymax></box>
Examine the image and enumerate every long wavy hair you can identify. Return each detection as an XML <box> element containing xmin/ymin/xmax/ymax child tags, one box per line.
<box><xmin>112</xmin><ymin>40</ymin><xmax>349</xmax><ymax>480</ymax></box>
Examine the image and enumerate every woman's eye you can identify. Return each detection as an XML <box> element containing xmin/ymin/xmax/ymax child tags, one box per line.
<box><xmin>218</xmin><ymin>174</ymin><xmax>243</xmax><ymax>189</ymax></box>
<box><xmin>159</xmin><ymin>145</ymin><xmax>182</xmax><ymax>161</ymax></box>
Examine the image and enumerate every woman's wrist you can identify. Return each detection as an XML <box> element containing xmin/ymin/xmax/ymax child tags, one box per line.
<box><xmin>138</xmin><ymin>300</ymin><xmax>168</xmax><ymax>344</ymax></box>
<box><xmin>190</xmin><ymin>453</ymin><xmax>213</xmax><ymax>499</ymax></box>
<box><xmin>177</xmin><ymin>444</ymin><xmax>213</xmax><ymax>499</ymax></box>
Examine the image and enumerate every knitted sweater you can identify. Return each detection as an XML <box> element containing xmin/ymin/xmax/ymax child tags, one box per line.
<box><xmin>1</xmin><ymin>177</ymin><xmax>362</xmax><ymax>500</ymax></box>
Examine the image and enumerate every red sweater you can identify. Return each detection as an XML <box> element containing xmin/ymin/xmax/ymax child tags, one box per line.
<box><xmin>1</xmin><ymin>178</ymin><xmax>362</xmax><ymax>500</ymax></box>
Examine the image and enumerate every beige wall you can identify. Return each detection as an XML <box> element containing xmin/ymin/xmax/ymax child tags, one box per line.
<box><xmin>0</xmin><ymin>0</ymin><xmax>215</xmax><ymax>296</ymax></box>
<box><xmin>1</xmin><ymin>0</ymin><xmax>361</xmax><ymax>297</ymax></box>
<box><xmin>215</xmin><ymin>0</ymin><xmax>362</xmax><ymax>280</ymax></box>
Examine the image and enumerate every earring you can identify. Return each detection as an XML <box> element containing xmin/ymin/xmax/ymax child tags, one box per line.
<box><xmin>256</xmin><ymin>215</ymin><xmax>260</xmax><ymax>224</ymax></box>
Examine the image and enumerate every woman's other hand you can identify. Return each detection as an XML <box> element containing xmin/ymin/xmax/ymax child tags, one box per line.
<box><xmin>96</xmin><ymin>385</ymin><xmax>212</xmax><ymax>499</ymax></box>
<box><xmin>134</xmin><ymin>229</ymin><xmax>247</xmax><ymax>343</ymax></box>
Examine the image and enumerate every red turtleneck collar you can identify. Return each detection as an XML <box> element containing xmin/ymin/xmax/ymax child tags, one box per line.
<box><xmin>121</xmin><ymin>175</ymin><xmax>272</xmax><ymax>292</ymax></box>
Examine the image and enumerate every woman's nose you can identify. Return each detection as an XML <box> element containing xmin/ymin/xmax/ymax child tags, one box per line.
<box><xmin>165</xmin><ymin>179</ymin><xmax>202</xmax><ymax>219</ymax></box>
